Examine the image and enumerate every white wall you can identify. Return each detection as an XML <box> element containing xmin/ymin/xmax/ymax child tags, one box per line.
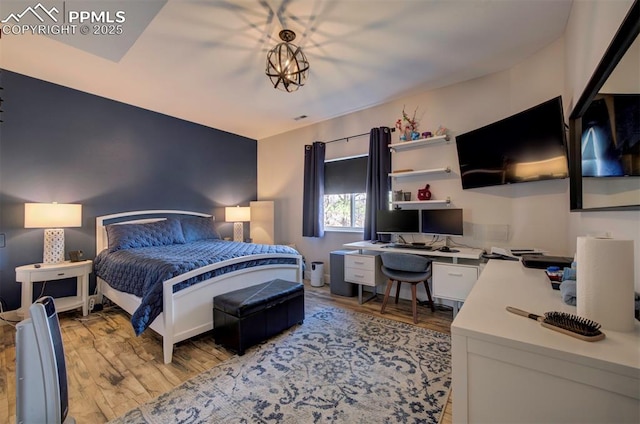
<box><xmin>564</xmin><ymin>0</ymin><xmax>640</xmax><ymax>292</ymax></box>
<box><xmin>258</xmin><ymin>37</ymin><xmax>567</xmax><ymax>281</ymax></box>
<box><xmin>258</xmin><ymin>0</ymin><xmax>639</xmax><ymax>294</ymax></box>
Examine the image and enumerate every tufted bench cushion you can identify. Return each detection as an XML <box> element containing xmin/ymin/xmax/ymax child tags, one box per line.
<box><xmin>213</xmin><ymin>279</ymin><xmax>304</xmax><ymax>355</ymax></box>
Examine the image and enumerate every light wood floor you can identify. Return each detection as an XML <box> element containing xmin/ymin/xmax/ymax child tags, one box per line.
<box><xmin>0</xmin><ymin>282</ymin><xmax>454</xmax><ymax>423</ymax></box>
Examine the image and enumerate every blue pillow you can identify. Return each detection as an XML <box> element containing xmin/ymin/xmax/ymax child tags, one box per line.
<box><xmin>180</xmin><ymin>216</ymin><xmax>221</xmax><ymax>242</ymax></box>
<box><xmin>106</xmin><ymin>219</ymin><xmax>186</xmax><ymax>252</ymax></box>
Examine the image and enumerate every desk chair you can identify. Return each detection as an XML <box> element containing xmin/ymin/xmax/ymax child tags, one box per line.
<box><xmin>380</xmin><ymin>252</ymin><xmax>435</xmax><ymax>324</ymax></box>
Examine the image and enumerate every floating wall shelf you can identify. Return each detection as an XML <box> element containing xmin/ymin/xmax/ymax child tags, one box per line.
<box><xmin>389</xmin><ymin>134</ymin><xmax>450</xmax><ymax>151</ymax></box>
<box><xmin>389</xmin><ymin>167</ymin><xmax>451</xmax><ymax>178</ymax></box>
<box><xmin>391</xmin><ymin>197</ymin><xmax>451</xmax><ymax>207</ymax></box>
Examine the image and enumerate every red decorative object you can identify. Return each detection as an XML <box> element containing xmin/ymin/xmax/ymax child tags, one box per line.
<box><xmin>417</xmin><ymin>184</ymin><xmax>432</xmax><ymax>200</ymax></box>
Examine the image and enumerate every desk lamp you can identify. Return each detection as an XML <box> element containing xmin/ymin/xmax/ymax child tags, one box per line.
<box><xmin>225</xmin><ymin>206</ymin><xmax>251</xmax><ymax>242</ymax></box>
<box><xmin>24</xmin><ymin>203</ymin><xmax>82</xmax><ymax>264</ymax></box>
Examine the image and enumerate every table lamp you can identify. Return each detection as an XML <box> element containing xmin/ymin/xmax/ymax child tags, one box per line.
<box><xmin>225</xmin><ymin>206</ymin><xmax>251</xmax><ymax>242</ymax></box>
<box><xmin>24</xmin><ymin>203</ymin><xmax>82</xmax><ymax>264</ymax></box>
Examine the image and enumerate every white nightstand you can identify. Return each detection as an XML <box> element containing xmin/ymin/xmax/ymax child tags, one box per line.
<box><xmin>15</xmin><ymin>260</ymin><xmax>93</xmax><ymax>318</ymax></box>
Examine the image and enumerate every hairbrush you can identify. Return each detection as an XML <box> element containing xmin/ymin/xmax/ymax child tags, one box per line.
<box><xmin>506</xmin><ymin>306</ymin><xmax>605</xmax><ymax>342</ymax></box>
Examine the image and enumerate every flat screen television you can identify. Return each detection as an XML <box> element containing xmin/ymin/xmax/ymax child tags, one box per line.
<box><xmin>376</xmin><ymin>209</ymin><xmax>419</xmax><ymax>233</ymax></box>
<box><xmin>455</xmin><ymin>96</ymin><xmax>569</xmax><ymax>189</ymax></box>
<box><xmin>580</xmin><ymin>94</ymin><xmax>639</xmax><ymax>177</ymax></box>
<box><xmin>421</xmin><ymin>208</ymin><xmax>464</xmax><ymax>237</ymax></box>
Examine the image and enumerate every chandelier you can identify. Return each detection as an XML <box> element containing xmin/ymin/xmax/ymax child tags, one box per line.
<box><xmin>265</xmin><ymin>29</ymin><xmax>309</xmax><ymax>93</ymax></box>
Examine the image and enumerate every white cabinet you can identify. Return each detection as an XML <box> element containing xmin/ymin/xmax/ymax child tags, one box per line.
<box><xmin>451</xmin><ymin>260</ymin><xmax>640</xmax><ymax>424</ymax></box>
<box><xmin>344</xmin><ymin>253</ymin><xmax>383</xmax><ymax>287</ymax></box>
<box><xmin>432</xmin><ymin>262</ymin><xmax>478</xmax><ymax>302</ymax></box>
<box><xmin>250</xmin><ymin>200</ymin><xmax>274</xmax><ymax>244</ymax></box>
<box><xmin>344</xmin><ymin>252</ymin><xmax>384</xmax><ymax>304</ymax></box>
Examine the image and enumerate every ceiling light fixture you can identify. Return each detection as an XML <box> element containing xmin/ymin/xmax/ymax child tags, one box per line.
<box><xmin>265</xmin><ymin>29</ymin><xmax>309</xmax><ymax>93</ymax></box>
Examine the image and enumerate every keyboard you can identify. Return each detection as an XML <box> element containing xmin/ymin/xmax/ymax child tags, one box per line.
<box><xmin>391</xmin><ymin>243</ymin><xmax>433</xmax><ymax>250</ymax></box>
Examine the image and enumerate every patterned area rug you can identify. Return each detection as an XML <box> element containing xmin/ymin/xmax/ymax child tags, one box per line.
<box><xmin>110</xmin><ymin>307</ymin><xmax>451</xmax><ymax>424</ymax></box>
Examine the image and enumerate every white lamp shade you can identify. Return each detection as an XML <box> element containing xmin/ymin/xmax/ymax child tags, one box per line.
<box><xmin>25</xmin><ymin>203</ymin><xmax>82</xmax><ymax>228</ymax></box>
<box><xmin>225</xmin><ymin>206</ymin><xmax>251</xmax><ymax>223</ymax></box>
<box><xmin>24</xmin><ymin>203</ymin><xmax>82</xmax><ymax>264</ymax></box>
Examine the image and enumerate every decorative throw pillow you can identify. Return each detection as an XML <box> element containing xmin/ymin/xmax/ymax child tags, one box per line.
<box><xmin>106</xmin><ymin>219</ymin><xmax>186</xmax><ymax>252</ymax></box>
<box><xmin>180</xmin><ymin>216</ymin><xmax>221</xmax><ymax>242</ymax></box>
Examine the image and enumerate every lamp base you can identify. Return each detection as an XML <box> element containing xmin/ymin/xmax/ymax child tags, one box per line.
<box><xmin>43</xmin><ymin>228</ymin><xmax>65</xmax><ymax>264</ymax></box>
<box><xmin>233</xmin><ymin>222</ymin><xmax>244</xmax><ymax>242</ymax></box>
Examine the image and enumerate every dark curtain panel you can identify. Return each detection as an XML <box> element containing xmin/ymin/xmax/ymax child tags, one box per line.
<box><xmin>364</xmin><ymin>127</ymin><xmax>392</xmax><ymax>240</ymax></box>
<box><xmin>302</xmin><ymin>141</ymin><xmax>326</xmax><ymax>237</ymax></box>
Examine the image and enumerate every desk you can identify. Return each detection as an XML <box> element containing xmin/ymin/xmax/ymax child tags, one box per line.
<box><xmin>343</xmin><ymin>241</ymin><xmax>483</xmax><ymax>262</ymax></box>
<box><xmin>342</xmin><ymin>241</ymin><xmax>484</xmax><ymax>312</ymax></box>
<box><xmin>452</xmin><ymin>260</ymin><xmax>640</xmax><ymax>423</ymax></box>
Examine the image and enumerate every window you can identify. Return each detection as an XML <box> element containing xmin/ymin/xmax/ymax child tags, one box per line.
<box><xmin>324</xmin><ymin>156</ymin><xmax>367</xmax><ymax>231</ymax></box>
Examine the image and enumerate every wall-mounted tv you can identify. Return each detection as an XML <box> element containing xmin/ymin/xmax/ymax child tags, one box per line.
<box><xmin>376</xmin><ymin>209</ymin><xmax>419</xmax><ymax>233</ymax></box>
<box><xmin>580</xmin><ymin>94</ymin><xmax>639</xmax><ymax>177</ymax></box>
<box><xmin>455</xmin><ymin>96</ymin><xmax>569</xmax><ymax>189</ymax></box>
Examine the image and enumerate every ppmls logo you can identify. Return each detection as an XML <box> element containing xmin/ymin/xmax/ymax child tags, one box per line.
<box><xmin>1</xmin><ymin>1</ymin><xmax>126</xmax><ymax>36</ymax></box>
<box><xmin>1</xmin><ymin>2</ymin><xmax>59</xmax><ymax>23</ymax></box>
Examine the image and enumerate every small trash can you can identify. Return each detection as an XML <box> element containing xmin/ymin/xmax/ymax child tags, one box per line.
<box><xmin>310</xmin><ymin>261</ymin><xmax>324</xmax><ymax>287</ymax></box>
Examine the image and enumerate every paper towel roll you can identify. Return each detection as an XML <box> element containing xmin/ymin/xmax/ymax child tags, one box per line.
<box><xmin>576</xmin><ymin>237</ymin><xmax>635</xmax><ymax>332</ymax></box>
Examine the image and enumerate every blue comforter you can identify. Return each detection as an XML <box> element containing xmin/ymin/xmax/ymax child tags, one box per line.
<box><xmin>94</xmin><ymin>240</ymin><xmax>300</xmax><ymax>335</ymax></box>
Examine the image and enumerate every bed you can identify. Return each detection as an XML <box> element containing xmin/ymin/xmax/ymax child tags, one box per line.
<box><xmin>94</xmin><ymin>210</ymin><xmax>303</xmax><ymax>364</ymax></box>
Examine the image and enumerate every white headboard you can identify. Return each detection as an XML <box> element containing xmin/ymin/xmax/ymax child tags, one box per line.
<box><xmin>95</xmin><ymin>210</ymin><xmax>212</xmax><ymax>254</ymax></box>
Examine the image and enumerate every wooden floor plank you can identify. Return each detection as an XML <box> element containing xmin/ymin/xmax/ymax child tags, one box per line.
<box><xmin>0</xmin><ymin>281</ymin><xmax>454</xmax><ymax>423</ymax></box>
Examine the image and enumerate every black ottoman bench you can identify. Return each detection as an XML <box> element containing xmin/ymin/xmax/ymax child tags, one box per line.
<box><xmin>213</xmin><ymin>279</ymin><xmax>304</xmax><ymax>355</ymax></box>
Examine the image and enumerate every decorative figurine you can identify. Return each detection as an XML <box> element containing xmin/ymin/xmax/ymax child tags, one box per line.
<box><xmin>417</xmin><ymin>184</ymin><xmax>432</xmax><ymax>201</ymax></box>
<box><xmin>421</xmin><ymin>131</ymin><xmax>432</xmax><ymax>139</ymax></box>
<box><xmin>395</xmin><ymin>105</ymin><xmax>420</xmax><ymax>141</ymax></box>
<box><xmin>435</xmin><ymin>126</ymin><xmax>448</xmax><ymax>136</ymax></box>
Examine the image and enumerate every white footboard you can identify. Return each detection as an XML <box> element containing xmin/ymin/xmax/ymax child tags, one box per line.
<box><xmin>95</xmin><ymin>209</ymin><xmax>304</xmax><ymax>364</ymax></box>
<box><xmin>99</xmin><ymin>254</ymin><xmax>303</xmax><ymax>363</ymax></box>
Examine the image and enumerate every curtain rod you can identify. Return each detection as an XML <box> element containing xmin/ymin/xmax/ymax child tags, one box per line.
<box><xmin>325</xmin><ymin>127</ymin><xmax>396</xmax><ymax>144</ymax></box>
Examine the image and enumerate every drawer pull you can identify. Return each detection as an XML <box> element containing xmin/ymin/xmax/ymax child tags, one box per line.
<box><xmin>354</xmin><ymin>274</ymin><xmax>365</xmax><ymax>278</ymax></box>
<box><xmin>354</xmin><ymin>261</ymin><xmax>365</xmax><ymax>265</ymax></box>
<box><xmin>448</xmin><ymin>272</ymin><xmax>464</xmax><ymax>277</ymax></box>
<box><xmin>57</xmin><ymin>273</ymin><xmax>65</xmax><ymax>276</ymax></box>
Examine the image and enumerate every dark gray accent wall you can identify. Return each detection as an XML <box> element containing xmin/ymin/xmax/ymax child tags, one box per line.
<box><xmin>0</xmin><ymin>70</ymin><xmax>257</xmax><ymax>311</ymax></box>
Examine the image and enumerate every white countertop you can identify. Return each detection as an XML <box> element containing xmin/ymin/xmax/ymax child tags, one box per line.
<box><xmin>342</xmin><ymin>241</ymin><xmax>484</xmax><ymax>260</ymax></box>
<box><xmin>452</xmin><ymin>260</ymin><xmax>640</xmax><ymax>377</ymax></box>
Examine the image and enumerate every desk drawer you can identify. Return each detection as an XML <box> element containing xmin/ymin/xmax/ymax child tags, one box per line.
<box><xmin>345</xmin><ymin>254</ymin><xmax>376</xmax><ymax>270</ymax></box>
<box><xmin>345</xmin><ymin>267</ymin><xmax>377</xmax><ymax>286</ymax></box>
<box><xmin>433</xmin><ymin>263</ymin><xmax>478</xmax><ymax>302</ymax></box>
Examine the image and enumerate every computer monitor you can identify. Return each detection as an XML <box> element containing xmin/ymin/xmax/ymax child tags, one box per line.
<box><xmin>376</xmin><ymin>209</ymin><xmax>419</xmax><ymax>233</ymax></box>
<box><xmin>421</xmin><ymin>208</ymin><xmax>464</xmax><ymax>237</ymax></box>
